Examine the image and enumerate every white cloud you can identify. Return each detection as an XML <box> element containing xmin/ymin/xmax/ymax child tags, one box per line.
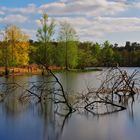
<box><xmin>52</xmin><ymin>16</ymin><xmax>140</xmax><ymax>41</ymax></box>
<box><xmin>0</xmin><ymin>11</ymin><xmax>5</xmax><ymax>15</ymax></box>
<box><xmin>0</xmin><ymin>14</ymin><xmax>28</xmax><ymax>24</ymax></box>
<box><xmin>132</xmin><ymin>2</ymin><xmax>140</xmax><ymax>8</ymax></box>
<box><xmin>0</xmin><ymin>0</ymin><xmax>129</xmax><ymax>16</ymax></box>
<box><xmin>39</xmin><ymin>0</ymin><xmax>128</xmax><ymax>16</ymax></box>
<box><xmin>22</xmin><ymin>28</ymin><xmax>36</xmax><ymax>39</ymax></box>
<box><xmin>1</xmin><ymin>4</ymin><xmax>37</xmax><ymax>14</ymax></box>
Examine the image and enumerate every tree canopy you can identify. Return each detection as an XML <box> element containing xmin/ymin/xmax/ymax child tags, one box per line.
<box><xmin>0</xmin><ymin>25</ymin><xmax>29</xmax><ymax>67</ymax></box>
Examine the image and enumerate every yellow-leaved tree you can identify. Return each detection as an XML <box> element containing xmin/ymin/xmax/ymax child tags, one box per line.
<box><xmin>5</xmin><ymin>25</ymin><xmax>29</xmax><ymax>66</ymax></box>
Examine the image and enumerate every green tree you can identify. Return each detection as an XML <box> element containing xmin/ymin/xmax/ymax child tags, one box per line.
<box><xmin>93</xmin><ymin>43</ymin><xmax>101</xmax><ymax>58</ymax></box>
<box><xmin>101</xmin><ymin>41</ymin><xmax>114</xmax><ymax>66</ymax></box>
<box><xmin>58</xmin><ymin>21</ymin><xmax>78</xmax><ymax>70</ymax></box>
<box><xmin>113</xmin><ymin>50</ymin><xmax>122</xmax><ymax>66</ymax></box>
<box><xmin>77</xmin><ymin>42</ymin><xmax>101</xmax><ymax>68</ymax></box>
<box><xmin>0</xmin><ymin>36</ymin><xmax>9</xmax><ymax>75</ymax></box>
<box><xmin>36</xmin><ymin>13</ymin><xmax>55</xmax><ymax>68</ymax></box>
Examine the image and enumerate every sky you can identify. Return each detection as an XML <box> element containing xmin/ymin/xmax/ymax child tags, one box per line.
<box><xmin>0</xmin><ymin>0</ymin><xmax>140</xmax><ymax>45</ymax></box>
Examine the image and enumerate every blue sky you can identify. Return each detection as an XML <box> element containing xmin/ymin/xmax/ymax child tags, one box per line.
<box><xmin>0</xmin><ymin>0</ymin><xmax>140</xmax><ymax>45</ymax></box>
<box><xmin>0</xmin><ymin>0</ymin><xmax>55</xmax><ymax>7</ymax></box>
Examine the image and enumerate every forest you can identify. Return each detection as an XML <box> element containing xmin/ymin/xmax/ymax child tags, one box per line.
<box><xmin>29</xmin><ymin>40</ymin><xmax>140</xmax><ymax>68</ymax></box>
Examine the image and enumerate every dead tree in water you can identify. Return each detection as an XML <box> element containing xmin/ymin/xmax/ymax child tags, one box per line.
<box><xmin>79</xmin><ymin>67</ymin><xmax>140</xmax><ymax>115</ymax></box>
<box><xmin>18</xmin><ymin>66</ymin><xmax>73</xmax><ymax>112</ymax></box>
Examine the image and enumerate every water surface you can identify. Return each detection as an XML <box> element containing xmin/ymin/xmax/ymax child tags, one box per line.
<box><xmin>0</xmin><ymin>68</ymin><xmax>140</xmax><ymax>140</ymax></box>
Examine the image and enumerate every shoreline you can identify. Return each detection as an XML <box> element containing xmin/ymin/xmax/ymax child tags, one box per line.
<box><xmin>0</xmin><ymin>66</ymin><xmax>104</xmax><ymax>77</ymax></box>
<box><xmin>0</xmin><ymin>66</ymin><xmax>139</xmax><ymax>77</ymax></box>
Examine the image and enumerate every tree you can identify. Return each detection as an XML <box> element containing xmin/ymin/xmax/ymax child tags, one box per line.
<box><xmin>76</xmin><ymin>42</ymin><xmax>102</xmax><ymax>68</ymax></box>
<box><xmin>0</xmin><ymin>33</ymin><xmax>9</xmax><ymax>75</ymax></box>
<box><xmin>35</xmin><ymin>14</ymin><xmax>73</xmax><ymax>111</ymax></box>
<box><xmin>36</xmin><ymin>13</ymin><xmax>55</xmax><ymax>68</ymax></box>
<box><xmin>77</xmin><ymin>48</ymin><xmax>93</xmax><ymax>69</ymax></box>
<box><xmin>5</xmin><ymin>25</ymin><xmax>29</xmax><ymax>66</ymax></box>
<box><xmin>101</xmin><ymin>41</ymin><xmax>114</xmax><ymax>66</ymax></box>
<box><xmin>91</xmin><ymin>42</ymin><xmax>101</xmax><ymax>66</ymax></box>
<box><xmin>58</xmin><ymin>21</ymin><xmax>78</xmax><ymax>70</ymax></box>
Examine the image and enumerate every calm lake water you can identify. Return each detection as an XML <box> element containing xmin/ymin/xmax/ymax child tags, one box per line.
<box><xmin>0</xmin><ymin>67</ymin><xmax>140</xmax><ymax>140</ymax></box>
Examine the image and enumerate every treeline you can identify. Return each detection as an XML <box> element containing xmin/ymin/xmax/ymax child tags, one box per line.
<box><xmin>29</xmin><ymin>40</ymin><xmax>140</xmax><ymax>68</ymax></box>
<box><xmin>0</xmin><ymin>13</ymin><xmax>140</xmax><ymax>73</ymax></box>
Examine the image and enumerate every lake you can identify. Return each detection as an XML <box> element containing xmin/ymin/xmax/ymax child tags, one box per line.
<box><xmin>0</xmin><ymin>67</ymin><xmax>140</xmax><ymax>140</ymax></box>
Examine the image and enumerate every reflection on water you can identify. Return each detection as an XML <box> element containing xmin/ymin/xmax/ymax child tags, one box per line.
<box><xmin>0</xmin><ymin>68</ymin><xmax>140</xmax><ymax>140</ymax></box>
<box><xmin>0</xmin><ymin>90</ymin><xmax>70</xmax><ymax>140</ymax></box>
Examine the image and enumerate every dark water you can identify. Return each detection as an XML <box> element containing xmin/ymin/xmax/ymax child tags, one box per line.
<box><xmin>0</xmin><ymin>68</ymin><xmax>140</xmax><ymax>140</ymax></box>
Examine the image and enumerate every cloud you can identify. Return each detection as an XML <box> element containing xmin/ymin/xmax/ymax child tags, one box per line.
<box><xmin>0</xmin><ymin>14</ymin><xmax>28</xmax><ymax>24</ymax></box>
<box><xmin>132</xmin><ymin>2</ymin><xmax>140</xmax><ymax>8</ymax></box>
<box><xmin>52</xmin><ymin>16</ymin><xmax>140</xmax><ymax>41</ymax></box>
<box><xmin>39</xmin><ymin>0</ymin><xmax>128</xmax><ymax>16</ymax></box>
<box><xmin>0</xmin><ymin>11</ymin><xmax>5</xmax><ymax>15</ymax></box>
<box><xmin>22</xmin><ymin>28</ymin><xmax>36</xmax><ymax>39</ymax></box>
<box><xmin>1</xmin><ymin>4</ymin><xmax>37</xmax><ymax>14</ymax></box>
<box><xmin>0</xmin><ymin>0</ymin><xmax>129</xmax><ymax>16</ymax></box>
